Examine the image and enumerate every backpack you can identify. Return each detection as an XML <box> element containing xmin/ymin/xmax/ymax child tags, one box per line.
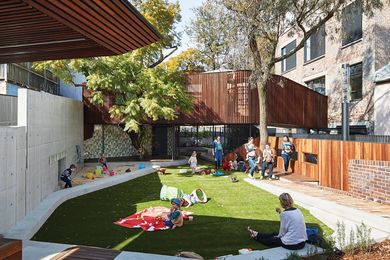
<box><xmin>237</xmin><ymin>161</ymin><xmax>246</xmax><ymax>172</ymax></box>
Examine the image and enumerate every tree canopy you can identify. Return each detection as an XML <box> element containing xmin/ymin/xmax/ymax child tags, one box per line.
<box><xmin>220</xmin><ymin>0</ymin><xmax>384</xmax><ymax>146</ymax></box>
<box><xmin>34</xmin><ymin>0</ymin><xmax>192</xmax><ymax>158</ymax></box>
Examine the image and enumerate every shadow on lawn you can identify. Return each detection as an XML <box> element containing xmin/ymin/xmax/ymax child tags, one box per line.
<box><xmin>32</xmin><ymin>172</ymin><xmax>326</xmax><ymax>259</ymax></box>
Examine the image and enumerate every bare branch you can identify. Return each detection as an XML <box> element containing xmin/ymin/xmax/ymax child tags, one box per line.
<box><xmin>147</xmin><ymin>46</ymin><xmax>178</xmax><ymax>68</ymax></box>
<box><xmin>274</xmin><ymin>0</ymin><xmax>346</xmax><ymax>63</ymax></box>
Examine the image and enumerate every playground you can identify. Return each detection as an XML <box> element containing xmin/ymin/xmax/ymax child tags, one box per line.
<box><xmin>32</xmin><ymin>163</ymin><xmax>331</xmax><ymax>258</ymax></box>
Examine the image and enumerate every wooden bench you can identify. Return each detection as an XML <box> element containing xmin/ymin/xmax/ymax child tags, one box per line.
<box><xmin>0</xmin><ymin>238</ymin><xmax>22</xmax><ymax>260</ymax></box>
<box><xmin>52</xmin><ymin>245</ymin><xmax>121</xmax><ymax>260</ymax></box>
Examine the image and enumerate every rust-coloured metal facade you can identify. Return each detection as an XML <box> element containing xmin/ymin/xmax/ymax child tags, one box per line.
<box><xmin>84</xmin><ymin>71</ymin><xmax>328</xmax><ymax>132</ymax></box>
<box><xmin>173</xmin><ymin>71</ymin><xmax>328</xmax><ymax>128</ymax></box>
<box><xmin>0</xmin><ymin>0</ymin><xmax>160</xmax><ymax>63</ymax></box>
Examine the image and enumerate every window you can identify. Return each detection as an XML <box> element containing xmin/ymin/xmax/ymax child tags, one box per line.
<box><xmin>281</xmin><ymin>40</ymin><xmax>296</xmax><ymax>73</ymax></box>
<box><xmin>304</xmin><ymin>25</ymin><xmax>325</xmax><ymax>62</ymax></box>
<box><xmin>350</xmin><ymin>62</ymin><xmax>363</xmax><ymax>100</ymax></box>
<box><xmin>342</xmin><ymin>0</ymin><xmax>362</xmax><ymax>46</ymax></box>
<box><xmin>304</xmin><ymin>153</ymin><xmax>318</xmax><ymax>164</ymax></box>
<box><xmin>305</xmin><ymin>76</ymin><xmax>326</xmax><ymax>95</ymax></box>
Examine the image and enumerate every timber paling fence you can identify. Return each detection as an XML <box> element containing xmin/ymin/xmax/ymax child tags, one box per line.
<box><xmin>225</xmin><ymin>136</ymin><xmax>390</xmax><ymax>191</ymax></box>
<box><xmin>275</xmin><ymin>134</ymin><xmax>390</xmax><ymax>144</ymax></box>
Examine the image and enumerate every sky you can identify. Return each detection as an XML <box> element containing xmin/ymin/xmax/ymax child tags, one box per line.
<box><xmin>168</xmin><ymin>0</ymin><xmax>205</xmax><ymax>56</ymax></box>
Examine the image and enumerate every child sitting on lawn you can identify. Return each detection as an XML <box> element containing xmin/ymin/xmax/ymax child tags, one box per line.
<box><xmin>188</xmin><ymin>151</ymin><xmax>198</xmax><ymax>174</ymax></box>
<box><xmin>164</xmin><ymin>198</ymin><xmax>184</xmax><ymax>229</ymax></box>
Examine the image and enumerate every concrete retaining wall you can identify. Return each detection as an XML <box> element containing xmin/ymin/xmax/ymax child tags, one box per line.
<box><xmin>0</xmin><ymin>94</ymin><xmax>17</xmax><ymax>126</ymax></box>
<box><xmin>0</xmin><ymin>89</ymin><xmax>83</xmax><ymax>234</ymax></box>
<box><xmin>0</xmin><ymin>126</ymin><xmax>26</xmax><ymax>234</ymax></box>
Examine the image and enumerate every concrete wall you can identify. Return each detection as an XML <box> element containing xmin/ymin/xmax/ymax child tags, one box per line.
<box><xmin>18</xmin><ymin>89</ymin><xmax>84</xmax><ymax>213</ymax></box>
<box><xmin>274</xmin><ymin>2</ymin><xmax>390</xmax><ymax>133</ymax></box>
<box><xmin>374</xmin><ymin>82</ymin><xmax>390</xmax><ymax>135</ymax></box>
<box><xmin>0</xmin><ymin>126</ymin><xmax>26</xmax><ymax>234</ymax></box>
<box><xmin>0</xmin><ymin>94</ymin><xmax>17</xmax><ymax>126</ymax></box>
<box><xmin>0</xmin><ymin>89</ymin><xmax>83</xmax><ymax>234</ymax></box>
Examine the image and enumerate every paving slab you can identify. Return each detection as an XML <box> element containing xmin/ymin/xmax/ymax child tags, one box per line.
<box><xmin>244</xmin><ymin>178</ymin><xmax>390</xmax><ymax>243</ymax></box>
<box><xmin>225</xmin><ymin>244</ymin><xmax>324</xmax><ymax>260</ymax></box>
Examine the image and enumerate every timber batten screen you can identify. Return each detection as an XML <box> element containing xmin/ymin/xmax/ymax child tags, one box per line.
<box><xmin>83</xmin><ymin>71</ymin><xmax>328</xmax><ymax>130</ymax></box>
<box><xmin>0</xmin><ymin>0</ymin><xmax>160</xmax><ymax>63</ymax></box>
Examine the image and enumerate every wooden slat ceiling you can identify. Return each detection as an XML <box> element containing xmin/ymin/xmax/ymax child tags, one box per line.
<box><xmin>0</xmin><ymin>0</ymin><xmax>161</xmax><ymax>63</ymax></box>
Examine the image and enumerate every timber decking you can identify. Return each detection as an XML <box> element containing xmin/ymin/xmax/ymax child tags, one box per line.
<box><xmin>52</xmin><ymin>245</ymin><xmax>121</xmax><ymax>260</ymax></box>
<box><xmin>0</xmin><ymin>238</ymin><xmax>22</xmax><ymax>260</ymax></box>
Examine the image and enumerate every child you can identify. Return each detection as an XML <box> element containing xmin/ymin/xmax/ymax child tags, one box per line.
<box><xmin>60</xmin><ymin>164</ymin><xmax>76</xmax><ymax>188</ymax></box>
<box><xmin>188</xmin><ymin>151</ymin><xmax>198</xmax><ymax>174</ymax></box>
<box><xmin>165</xmin><ymin>198</ymin><xmax>183</xmax><ymax>229</ymax></box>
<box><xmin>98</xmin><ymin>154</ymin><xmax>108</xmax><ymax>169</ymax></box>
<box><xmin>230</xmin><ymin>153</ymin><xmax>238</xmax><ymax>170</ymax></box>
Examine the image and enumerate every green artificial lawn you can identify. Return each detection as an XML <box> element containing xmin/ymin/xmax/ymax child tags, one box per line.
<box><xmin>33</xmin><ymin>163</ymin><xmax>332</xmax><ymax>258</ymax></box>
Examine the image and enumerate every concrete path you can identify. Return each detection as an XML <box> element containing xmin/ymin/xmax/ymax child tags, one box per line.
<box><xmin>23</xmin><ymin>241</ymin><xmax>183</xmax><ymax>260</ymax></box>
<box><xmin>5</xmin><ymin>159</ymin><xmax>186</xmax><ymax>241</ymax></box>
<box><xmin>244</xmin><ymin>178</ymin><xmax>390</xmax><ymax>243</ymax></box>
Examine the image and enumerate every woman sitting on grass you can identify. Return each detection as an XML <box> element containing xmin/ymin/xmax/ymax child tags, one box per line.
<box><xmin>248</xmin><ymin>193</ymin><xmax>307</xmax><ymax>250</ymax></box>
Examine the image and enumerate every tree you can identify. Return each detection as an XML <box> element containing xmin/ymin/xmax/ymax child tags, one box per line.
<box><xmin>187</xmin><ymin>0</ymin><xmax>252</xmax><ymax>70</ymax></box>
<box><xmin>161</xmin><ymin>48</ymin><xmax>205</xmax><ymax>73</ymax></box>
<box><xmin>222</xmin><ymin>0</ymin><xmax>383</xmax><ymax>147</ymax></box>
<box><xmin>34</xmin><ymin>0</ymin><xmax>192</xmax><ymax>159</ymax></box>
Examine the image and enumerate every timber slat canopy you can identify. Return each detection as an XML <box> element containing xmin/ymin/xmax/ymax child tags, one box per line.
<box><xmin>0</xmin><ymin>0</ymin><xmax>160</xmax><ymax>63</ymax></box>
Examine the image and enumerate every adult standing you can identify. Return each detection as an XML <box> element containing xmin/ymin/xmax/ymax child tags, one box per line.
<box><xmin>212</xmin><ymin>136</ymin><xmax>223</xmax><ymax>170</ymax></box>
<box><xmin>245</xmin><ymin>137</ymin><xmax>257</xmax><ymax>179</ymax></box>
<box><xmin>281</xmin><ymin>135</ymin><xmax>294</xmax><ymax>174</ymax></box>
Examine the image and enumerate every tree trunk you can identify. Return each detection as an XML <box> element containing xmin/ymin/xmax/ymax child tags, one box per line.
<box><xmin>257</xmin><ymin>79</ymin><xmax>268</xmax><ymax>149</ymax></box>
<box><xmin>126</xmin><ymin>125</ymin><xmax>150</xmax><ymax>160</ymax></box>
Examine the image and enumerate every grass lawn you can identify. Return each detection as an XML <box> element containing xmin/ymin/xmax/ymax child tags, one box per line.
<box><xmin>33</xmin><ymin>163</ymin><xmax>332</xmax><ymax>258</ymax></box>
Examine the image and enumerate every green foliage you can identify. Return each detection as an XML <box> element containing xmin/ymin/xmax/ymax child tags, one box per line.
<box><xmin>33</xmin><ymin>0</ymin><xmax>193</xmax><ymax>157</ymax></box>
<box><xmin>187</xmin><ymin>0</ymin><xmax>252</xmax><ymax>70</ymax></box>
<box><xmin>284</xmin><ymin>251</ymin><xmax>302</xmax><ymax>260</ymax></box>
<box><xmin>334</xmin><ymin>221</ymin><xmax>374</xmax><ymax>256</ymax></box>
<box><xmin>161</xmin><ymin>48</ymin><xmax>205</xmax><ymax>72</ymax></box>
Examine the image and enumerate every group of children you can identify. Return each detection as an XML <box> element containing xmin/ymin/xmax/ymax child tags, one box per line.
<box><xmin>187</xmin><ymin>135</ymin><xmax>295</xmax><ymax>180</ymax></box>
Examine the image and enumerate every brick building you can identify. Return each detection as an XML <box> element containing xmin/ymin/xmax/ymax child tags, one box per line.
<box><xmin>275</xmin><ymin>0</ymin><xmax>390</xmax><ymax>135</ymax></box>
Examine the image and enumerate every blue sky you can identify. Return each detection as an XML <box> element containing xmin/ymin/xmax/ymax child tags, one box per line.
<box><xmin>169</xmin><ymin>0</ymin><xmax>205</xmax><ymax>56</ymax></box>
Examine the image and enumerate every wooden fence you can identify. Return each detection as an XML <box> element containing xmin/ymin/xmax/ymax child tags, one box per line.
<box><xmin>225</xmin><ymin>136</ymin><xmax>390</xmax><ymax>191</ymax></box>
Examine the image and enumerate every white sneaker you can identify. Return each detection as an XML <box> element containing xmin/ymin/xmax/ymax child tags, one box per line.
<box><xmin>247</xmin><ymin>174</ymin><xmax>254</xmax><ymax>179</ymax></box>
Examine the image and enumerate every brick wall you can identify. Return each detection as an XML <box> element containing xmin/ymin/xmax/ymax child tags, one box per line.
<box><xmin>348</xmin><ymin>159</ymin><xmax>390</xmax><ymax>204</ymax></box>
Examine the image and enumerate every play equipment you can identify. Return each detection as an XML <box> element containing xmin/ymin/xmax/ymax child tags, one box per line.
<box><xmin>109</xmin><ymin>170</ymin><xmax>115</xmax><ymax>176</ymax></box>
<box><xmin>95</xmin><ymin>166</ymin><xmax>102</xmax><ymax>176</ymax></box>
<box><xmin>138</xmin><ymin>163</ymin><xmax>145</xmax><ymax>169</ymax></box>
<box><xmin>85</xmin><ymin>172</ymin><xmax>95</xmax><ymax>180</ymax></box>
<box><xmin>160</xmin><ymin>185</ymin><xmax>207</xmax><ymax>207</ymax></box>
<box><xmin>179</xmin><ymin>169</ymin><xmax>187</xmax><ymax>174</ymax></box>
<box><xmin>152</xmin><ymin>166</ymin><xmax>160</xmax><ymax>171</ymax></box>
<box><xmin>213</xmin><ymin>171</ymin><xmax>224</xmax><ymax>177</ymax></box>
<box><xmin>158</xmin><ymin>168</ymin><xmax>167</xmax><ymax>174</ymax></box>
<box><xmin>160</xmin><ymin>185</ymin><xmax>185</xmax><ymax>201</ymax></box>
